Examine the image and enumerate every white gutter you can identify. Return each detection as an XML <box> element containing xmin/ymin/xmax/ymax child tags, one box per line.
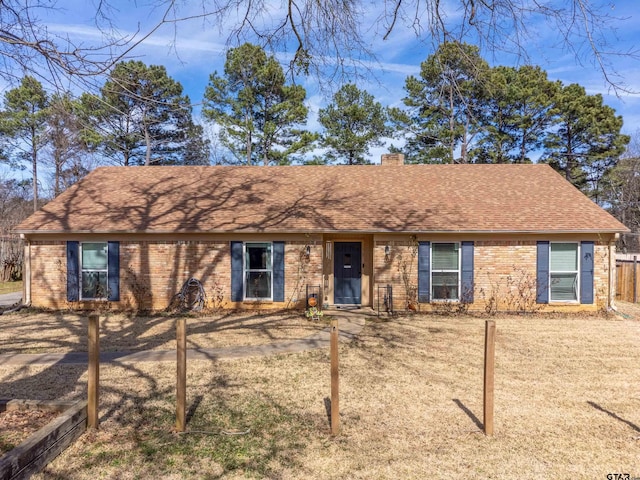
<box><xmin>609</xmin><ymin>234</ymin><xmax>618</xmax><ymax>311</ymax></box>
<box><xmin>20</xmin><ymin>234</ymin><xmax>31</xmax><ymax>305</ymax></box>
<box><xmin>13</xmin><ymin>228</ymin><xmax>629</xmax><ymax>236</ymax></box>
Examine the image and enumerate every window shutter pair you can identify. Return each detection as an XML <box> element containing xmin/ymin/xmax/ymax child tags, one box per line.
<box><xmin>536</xmin><ymin>241</ymin><xmax>594</xmax><ymax>304</ymax></box>
<box><xmin>417</xmin><ymin>241</ymin><xmax>474</xmax><ymax>303</ymax></box>
<box><xmin>66</xmin><ymin>241</ymin><xmax>119</xmax><ymax>302</ymax></box>
<box><xmin>230</xmin><ymin>241</ymin><xmax>285</xmax><ymax>302</ymax></box>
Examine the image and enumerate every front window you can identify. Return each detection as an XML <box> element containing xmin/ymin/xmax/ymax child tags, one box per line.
<box><xmin>550</xmin><ymin>242</ymin><xmax>579</xmax><ymax>302</ymax></box>
<box><xmin>81</xmin><ymin>242</ymin><xmax>108</xmax><ymax>299</ymax></box>
<box><xmin>431</xmin><ymin>243</ymin><xmax>460</xmax><ymax>300</ymax></box>
<box><xmin>245</xmin><ymin>243</ymin><xmax>272</xmax><ymax>299</ymax></box>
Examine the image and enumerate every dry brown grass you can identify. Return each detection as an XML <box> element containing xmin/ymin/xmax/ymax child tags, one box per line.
<box><xmin>0</xmin><ymin>309</ymin><xmax>328</xmax><ymax>354</ymax></box>
<box><xmin>0</xmin><ymin>305</ymin><xmax>638</xmax><ymax>479</ymax></box>
<box><xmin>0</xmin><ymin>408</ymin><xmax>59</xmax><ymax>454</ymax></box>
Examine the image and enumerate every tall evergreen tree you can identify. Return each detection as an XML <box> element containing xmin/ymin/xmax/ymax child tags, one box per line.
<box><xmin>390</xmin><ymin>42</ymin><xmax>489</xmax><ymax>163</ymax></box>
<box><xmin>0</xmin><ymin>76</ymin><xmax>49</xmax><ymax>211</ymax></box>
<box><xmin>472</xmin><ymin>65</ymin><xmax>560</xmax><ymax>164</ymax></box>
<box><xmin>182</xmin><ymin>122</ymin><xmax>211</xmax><ymax>166</ymax></box>
<box><xmin>46</xmin><ymin>92</ymin><xmax>92</xmax><ymax>195</ymax></box>
<box><xmin>602</xmin><ymin>155</ymin><xmax>640</xmax><ymax>250</ymax></box>
<box><xmin>82</xmin><ymin>60</ymin><xmax>205</xmax><ymax>166</ymax></box>
<box><xmin>202</xmin><ymin>43</ymin><xmax>315</xmax><ymax>166</ymax></box>
<box><xmin>469</xmin><ymin>65</ymin><xmax>513</xmax><ymax>164</ymax></box>
<box><xmin>318</xmin><ymin>84</ymin><xmax>388</xmax><ymax>165</ymax></box>
<box><xmin>543</xmin><ymin>83</ymin><xmax>629</xmax><ymax>200</ymax></box>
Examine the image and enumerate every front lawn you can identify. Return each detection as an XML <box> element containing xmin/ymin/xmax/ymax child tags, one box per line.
<box><xmin>0</xmin><ymin>280</ymin><xmax>21</xmax><ymax>295</ymax></box>
<box><xmin>0</xmin><ymin>308</ymin><xmax>638</xmax><ymax>479</ymax></box>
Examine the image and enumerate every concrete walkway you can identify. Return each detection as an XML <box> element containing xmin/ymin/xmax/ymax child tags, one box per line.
<box><xmin>0</xmin><ymin>310</ymin><xmax>367</xmax><ymax>366</ymax></box>
<box><xmin>0</xmin><ymin>291</ymin><xmax>22</xmax><ymax>307</ymax></box>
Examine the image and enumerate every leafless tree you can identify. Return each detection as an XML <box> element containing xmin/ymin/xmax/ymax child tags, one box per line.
<box><xmin>0</xmin><ymin>1</ymin><xmax>635</xmax><ymax>93</ymax></box>
<box><xmin>0</xmin><ymin>0</ymin><xmax>179</xmax><ymax>89</ymax></box>
<box><xmin>179</xmin><ymin>0</ymin><xmax>637</xmax><ymax>93</ymax></box>
<box><xmin>0</xmin><ymin>176</ymin><xmax>30</xmax><ymax>281</ymax></box>
<box><xmin>604</xmin><ymin>129</ymin><xmax>640</xmax><ymax>251</ymax></box>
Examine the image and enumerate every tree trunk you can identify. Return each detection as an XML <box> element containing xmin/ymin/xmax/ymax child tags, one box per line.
<box><xmin>565</xmin><ymin>126</ymin><xmax>574</xmax><ymax>184</ymax></box>
<box><xmin>246</xmin><ymin>130</ymin><xmax>252</xmax><ymax>165</ymax></box>
<box><xmin>519</xmin><ymin>134</ymin><xmax>527</xmax><ymax>163</ymax></box>
<box><xmin>145</xmin><ymin>125</ymin><xmax>152</xmax><ymax>166</ymax></box>
<box><xmin>449</xmin><ymin>89</ymin><xmax>455</xmax><ymax>163</ymax></box>
<box><xmin>54</xmin><ymin>155</ymin><xmax>61</xmax><ymax>197</ymax></box>
<box><xmin>460</xmin><ymin>112</ymin><xmax>470</xmax><ymax>164</ymax></box>
<box><xmin>31</xmin><ymin>126</ymin><xmax>38</xmax><ymax>212</ymax></box>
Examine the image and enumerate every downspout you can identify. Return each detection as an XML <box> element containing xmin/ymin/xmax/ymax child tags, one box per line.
<box><xmin>609</xmin><ymin>234</ymin><xmax>618</xmax><ymax>311</ymax></box>
<box><xmin>20</xmin><ymin>234</ymin><xmax>31</xmax><ymax>305</ymax></box>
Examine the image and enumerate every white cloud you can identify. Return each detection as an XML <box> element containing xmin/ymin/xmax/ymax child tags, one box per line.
<box><xmin>40</xmin><ymin>1</ymin><xmax>640</xmax><ymax>139</ymax></box>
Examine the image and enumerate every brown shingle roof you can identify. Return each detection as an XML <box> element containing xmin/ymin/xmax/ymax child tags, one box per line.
<box><xmin>15</xmin><ymin>164</ymin><xmax>628</xmax><ymax>234</ymax></box>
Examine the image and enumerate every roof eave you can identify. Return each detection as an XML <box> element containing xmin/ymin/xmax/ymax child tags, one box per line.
<box><xmin>16</xmin><ymin>228</ymin><xmax>629</xmax><ymax>236</ymax></box>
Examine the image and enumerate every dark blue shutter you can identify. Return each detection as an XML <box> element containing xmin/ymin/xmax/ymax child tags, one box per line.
<box><xmin>418</xmin><ymin>241</ymin><xmax>430</xmax><ymax>303</ymax></box>
<box><xmin>231</xmin><ymin>241</ymin><xmax>243</xmax><ymax>302</ymax></box>
<box><xmin>273</xmin><ymin>241</ymin><xmax>285</xmax><ymax>302</ymax></box>
<box><xmin>536</xmin><ymin>241</ymin><xmax>550</xmax><ymax>304</ymax></box>
<box><xmin>107</xmin><ymin>241</ymin><xmax>120</xmax><ymax>301</ymax></box>
<box><xmin>580</xmin><ymin>241</ymin><xmax>594</xmax><ymax>304</ymax></box>
<box><xmin>66</xmin><ymin>241</ymin><xmax>79</xmax><ymax>302</ymax></box>
<box><xmin>461</xmin><ymin>241</ymin><xmax>474</xmax><ymax>303</ymax></box>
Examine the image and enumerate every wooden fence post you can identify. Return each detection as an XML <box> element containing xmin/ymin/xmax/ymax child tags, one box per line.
<box><xmin>330</xmin><ymin>320</ymin><xmax>340</xmax><ymax>435</ymax></box>
<box><xmin>176</xmin><ymin>318</ymin><xmax>187</xmax><ymax>432</ymax></box>
<box><xmin>633</xmin><ymin>256</ymin><xmax>637</xmax><ymax>304</ymax></box>
<box><xmin>483</xmin><ymin>320</ymin><xmax>496</xmax><ymax>436</ymax></box>
<box><xmin>88</xmin><ymin>314</ymin><xmax>99</xmax><ymax>429</ymax></box>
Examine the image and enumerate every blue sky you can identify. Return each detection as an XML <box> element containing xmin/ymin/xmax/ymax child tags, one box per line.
<box><xmin>6</xmin><ymin>0</ymin><xmax>640</xmax><ymax>169</ymax></box>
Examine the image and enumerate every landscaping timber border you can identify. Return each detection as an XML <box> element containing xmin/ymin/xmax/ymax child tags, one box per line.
<box><xmin>0</xmin><ymin>399</ymin><xmax>87</xmax><ymax>480</ymax></box>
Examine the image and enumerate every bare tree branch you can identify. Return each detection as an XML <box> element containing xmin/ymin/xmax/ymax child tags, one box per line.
<box><xmin>0</xmin><ymin>0</ymin><xmax>635</xmax><ymax>94</ymax></box>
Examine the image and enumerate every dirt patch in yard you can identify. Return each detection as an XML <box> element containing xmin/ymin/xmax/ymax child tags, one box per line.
<box><xmin>0</xmin><ymin>309</ymin><xmax>329</xmax><ymax>354</ymax></box>
<box><xmin>0</xmin><ymin>310</ymin><xmax>637</xmax><ymax>479</ymax></box>
<box><xmin>0</xmin><ymin>409</ymin><xmax>59</xmax><ymax>455</ymax></box>
<box><xmin>614</xmin><ymin>300</ymin><xmax>640</xmax><ymax>320</ymax></box>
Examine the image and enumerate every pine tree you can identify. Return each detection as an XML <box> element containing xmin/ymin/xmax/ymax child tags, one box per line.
<box><xmin>318</xmin><ymin>84</ymin><xmax>388</xmax><ymax>165</ymax></box>
<box><xmin>47</xmin><ymin>92</ymin><xmax>92</xmax><ymax>195</ymax></box>
<box><xmin>202</xmin><ymin>43</ymin><xmax>315</xmax><ymax>166</ymax></box>
<box><xmin>390</xmin><ymin>42</ymin><xmax>489</xmax><ymax>163</ymax></box>
<box><xmin>543</xmin><ymin>83</ymin><xmax>629</xmax><ymax>200</ymax></box>
<box><xmin>472</xmin><ymin>65</ymin><xmax>560</xmax><ymax>163</ymax></box>
<box><xmin>82</xmin><ymin>61</ymin><xmax>204</xmax><ymax>166</ymax></box>
<box><xmin>0</xmin><ymin>76</ymin><xmax>49</xmax><ymax>211</ymax></box>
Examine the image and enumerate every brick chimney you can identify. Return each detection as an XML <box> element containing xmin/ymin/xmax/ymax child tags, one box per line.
<box><xmin>380</xmin><ymin>153</ymin><xmax>405</xmax><ymax>165</ymax></box>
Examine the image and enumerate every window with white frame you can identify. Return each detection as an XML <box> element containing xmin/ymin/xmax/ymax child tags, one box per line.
<box><xmin>244</xmin><ymin>242</ymin><xmax>272</xmax><ymax>299</ymax></box>
<box><xmin>81</xmin><ymin>242</ymin><xmax>108</xmax><ymax>299</ymax></box>
<box><xmin>431</xmin><ymin>242</ymin><xmax>460</xmax><ymax>300</ymax></box>
<box><xmin>550</xmin><ymin>242</ymin><xmax>579</xmax><ymax>302</ymax></box>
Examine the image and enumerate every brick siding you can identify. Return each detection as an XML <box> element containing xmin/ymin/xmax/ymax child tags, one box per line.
<box><xmin>373</xmin><ymin>239</ymin><xmax>610</xmax><ymax>313</ymax></box>
<box><xmin>29</xmin><ymin>239</ymin><xmax>324</xmax><ymax>311</ymax></box>
<box><xmin>29</xmin><ymin>237</ymin><xmax>611</xmax><ymax>312</ymax></box>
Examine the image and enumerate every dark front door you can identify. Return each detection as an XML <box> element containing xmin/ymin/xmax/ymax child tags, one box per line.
<box><xmin>334</xmin><ymin>242</ymin><xmax>361</xmax><ymax>305</ymax></box>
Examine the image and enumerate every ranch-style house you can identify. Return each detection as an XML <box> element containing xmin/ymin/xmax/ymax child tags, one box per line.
<box><xmin>15</xmin><ymin>154</ymin><xmax>628</xmax><ymax>313</ymax></box>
